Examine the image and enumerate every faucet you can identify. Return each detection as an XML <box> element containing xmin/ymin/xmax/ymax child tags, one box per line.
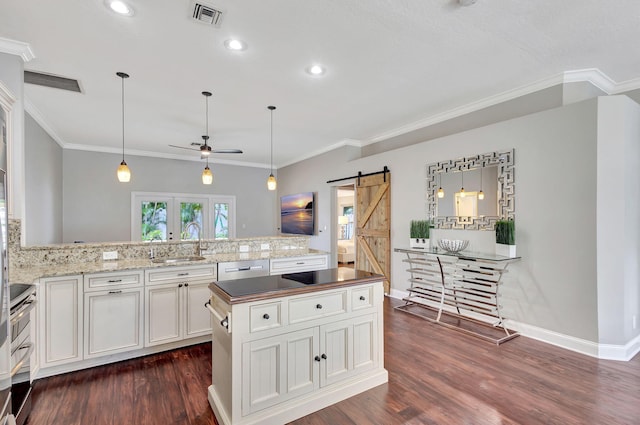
<box><xmin>149</xmin><ymin>234</ymin><xmax>162</xmax><ymax>259</ymax></box>
<box><xmin>185</xmin><ymin>221</ymin><xmax>206</xmax><ymax>256</ymax></box>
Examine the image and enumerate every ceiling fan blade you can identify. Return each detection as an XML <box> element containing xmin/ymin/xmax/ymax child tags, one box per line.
<box><xmin>212</xmin><ymin>149</ymin><xmax>243</xmax><ymax>154</ymax></box>
<box><xmin>169</xmin><ymin>144</ymin><xmax>200</xmax><ymax>152</ymax></box>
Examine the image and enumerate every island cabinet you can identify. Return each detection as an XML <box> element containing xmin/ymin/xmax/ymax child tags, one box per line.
<box><xmin>207</xmin><ymin>270</ymin><xmax>388</xmax><ymax>425</ymax></box>
<box><xmin>144</xmin><ymin>264</ymin><xmax>216</xmax><ymax>346</ymax></box>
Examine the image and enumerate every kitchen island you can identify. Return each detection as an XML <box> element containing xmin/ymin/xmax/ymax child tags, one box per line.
<box><xmin>207</xmin><ymin>268</ymin><xmax>388</xmax><ymax>425</ymax></box>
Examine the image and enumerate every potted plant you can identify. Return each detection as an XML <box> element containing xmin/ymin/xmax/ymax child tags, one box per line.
<box><xmin>410</xmin><ymin>220</ymin><xmax>430</xmax><ymax>249</ymax></box>
<box><xmin>495</xmin><ymin>219</ymin><xmax>516</xmax><ymax>257</ymax></box>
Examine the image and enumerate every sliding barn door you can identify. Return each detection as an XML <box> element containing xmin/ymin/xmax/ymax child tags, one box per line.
<box><xmin>356</xmin><ymin>172</ymin><xmax>391</xmax><ymax>294</ymax></box>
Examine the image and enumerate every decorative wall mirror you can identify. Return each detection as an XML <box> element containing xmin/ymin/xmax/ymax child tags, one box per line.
<box><xmin>426</xmin><ymin>149</ymin><xmax>514</xmax><ymax>230</ymax></box>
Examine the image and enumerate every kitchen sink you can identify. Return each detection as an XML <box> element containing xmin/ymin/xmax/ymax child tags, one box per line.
<box><xmin>151</xmin><ymin>256</ymin><xmax>206</xmax><ymax>264</ymax></box>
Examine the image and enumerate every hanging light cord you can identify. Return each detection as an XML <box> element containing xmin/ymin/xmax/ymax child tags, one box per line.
<box><xmin>270</xmin><ymin>108</ymin><xmax>274</xmax><ymax>174</ymax></box>
<box><xmin>121</xmin><ymin>75</ymin><xmax>125</xmax><ymax>161</ymax></box>
<box><xmin>205</xmin><ymin>94</ymin><xmax>209</xmax><ymax>144</ymax></box>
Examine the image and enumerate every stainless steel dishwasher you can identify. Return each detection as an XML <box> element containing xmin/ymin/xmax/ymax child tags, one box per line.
<box><xmin>217</xmin><ymin>259</ymin><xmax>270</xmax><ymax>281</ymax></box>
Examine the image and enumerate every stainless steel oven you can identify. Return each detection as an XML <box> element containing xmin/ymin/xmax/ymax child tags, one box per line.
<box><xmin>9</xmin><ymin>284</ymin><xmax>35</xmax><ymax>425</ymax></box>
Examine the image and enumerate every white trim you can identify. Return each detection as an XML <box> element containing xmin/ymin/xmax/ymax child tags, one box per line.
<box><xmin>24</xmin><ymin>97</ymin><xmax>66</xmax><ymax>148</ymax></box>
<box><xmin>0</xmin><ymin>37</ymin><xmax>35</xmax><ymax>62</ymax></box>
<box><xmin>388</xmin><ymin>290</ymin><xmax>640</xmax><ymax>361</ymax></box>
<box><xmin>610</xmin><ymin>76</ymin><xmax>640</xmax><ymax>95</ymax></box>
<box><xmin>0</xmin><ymin>81</ymin><xmax>15</xmax><ymax>220</ymax></box>
<box><xmin>278</xmin><ymin>138</ymin><xmax>363</xmax><ymax>169</ymax></box>
<box><xmin>562</xmin><ymin>68</ymin><xmax>617</xmax><ymax>93</ymax></box>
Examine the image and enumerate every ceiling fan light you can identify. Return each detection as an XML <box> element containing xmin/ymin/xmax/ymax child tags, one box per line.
<box><xmin>267</xmin><ymin>173</ymin><xmax>277</xmax><ymax>191</ymax></box>
<box><xmin>117</xmin><ymin>160</ymin><xmax>131</xmax><ymax>182</ymax></box>
<box><xmin>106</xmin><ymin>0</ymin><xmax>134</xmax><ymax>16</ymax></box>
<box><xmin>202</xmin><ymin>165</ymin><xmax>213</xmax><ymax>185</ymax></box>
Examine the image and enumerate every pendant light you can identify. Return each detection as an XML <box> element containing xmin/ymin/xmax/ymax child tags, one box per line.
<box><xmin>201</xmin><ymin>91</ymin><xmax>213</xmax><ymax>184</ymax></box>
<box><xmin>267</xmin><ymin>105</ymin><xmax>277</xmax><ymax>191</ymax></box>
<box><xmin>116</xmin><ymin>72</ymin><xmax>131</xmax><ymax>182</ymax></box>
<box><xmin>478</xmin><ymin>167</ymin><xmax>485</xmax><ymax>200</ymax></box>
<box><xmin>437</xmin><ymin>172</ymin><xmax>444</xmax><ymax>198</ymax></box>
<box><xmin>202</xmin><ymin>157</ymin><xmax>213</xmax><ymax>184</ymax></box>
<box><xmin>459</xmin><ymin>169</ymin><xmax>465</xmax><ymax>198</ymax></box>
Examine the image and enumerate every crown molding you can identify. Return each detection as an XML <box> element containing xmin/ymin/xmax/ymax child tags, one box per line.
<box><xmin>562</xmin><ymin>68</ymin><xmax>617</xmax><ymax>93</ymax></box>
<box><xmin>278</xmin><ymin>138</ymin><xmax>363</xmax><ymax>168</ymax></box>
<box><xmin>611</xmin><ymin>76</ymin><xmax>640</xmax><ymax>94</ymax></box>
<box><xmin>63</xmin><ymin>143</ymin><xmax>270</xmax><ymax>169</ymax></box>
<box><xmin>24</xmin><ymin>97</ymin><xmax>66</xmax><ymax>148</ymax></box>
<box><xmin>0</xmin><ymin>37</ymin><xmax>35</xmax><ymax>62</ymax></box>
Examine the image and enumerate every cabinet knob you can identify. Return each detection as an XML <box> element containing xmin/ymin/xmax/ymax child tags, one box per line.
<box><xmin>359</xmin><ymin>295</ymin><xmax>366</xmax><ymax>301</ymax></box>
<box><xmin>184</xmin><ymin>283</ymin><xmax>189</xmax><ymax>287</ymax></box>
<box><xmin>263</xmin><ymin>313</ymin><xmax>270</xmax><ymax>320</ymax></box>
<box><xmin>314</xmin><ymin>356</ymin><xmax>321</xmax><ymax>362</ymax></box>
<box><xmin>316</xmin><ymin>304</ymin><xmax>323</xmax><ymax>309</ymax></box>
<box><xmin>321</xmin><ymin>353</ymin><xmax>327</xmax><ymax>360</ymax></box>
<box><xmin>178</xmin><ymin>283</ymin><xmax>183</xmax><ymax>288</ymax></box>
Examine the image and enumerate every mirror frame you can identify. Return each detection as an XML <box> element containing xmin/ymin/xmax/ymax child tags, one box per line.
<box><xmin>426</xmin><ymin>149</ymin><xmax>515</xmax><ymax>230</ymax></box>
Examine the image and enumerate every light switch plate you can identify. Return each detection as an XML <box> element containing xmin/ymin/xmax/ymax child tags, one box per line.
<box><xmin>239</xmin><ymin>245</ymin><xmax>249</xmax><ymax>252</ymax></box>
<box><xmin>261</xmin><ymin>243</ymin><xmax>270</xmax><ymax>251</ymax></box>
<box><xmin>103</xmin><ymin>251</ymin><xmax>118</xmax><ymax>260</ymax></box>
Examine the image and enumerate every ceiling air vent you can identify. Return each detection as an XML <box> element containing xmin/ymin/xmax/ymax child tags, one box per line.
<box><xmin>24</xmin><ymin>70</ymin><xmax>82</xmax><ymax>93</ymax></box>
<box><xmin>191</xmin><ymin>1</ymin><xmax>224</xmax><ymax>26</ymax></box>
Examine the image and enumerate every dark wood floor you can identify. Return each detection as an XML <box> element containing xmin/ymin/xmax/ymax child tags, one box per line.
<box><xmin>28</xmin><ymin>297</ymin><xmax>640</xmax><ymax>425</ymax></box>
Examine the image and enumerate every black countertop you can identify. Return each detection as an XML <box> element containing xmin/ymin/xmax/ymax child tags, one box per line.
<box><xmin>210</xmin><ymin>268</ymin><xmax>383</xmax><ymax>304</ymax></box>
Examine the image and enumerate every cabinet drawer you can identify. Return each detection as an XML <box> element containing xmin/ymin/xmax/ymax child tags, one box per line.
<box><xmin>84</xmin><ymin>270</ymin><xmax>144</xmax><ymax>291</ymax></box>
<box><xmin>289</xmin><ymin>291</ymin><xmax>347</xmax><ymax>324</ymax></box>
<box><xmin>270</xmin><ymin>255</ymin><xmax>328</xmax><ymax>275</ymax></box>
<box><xmin>145</xmin><ymin>265</ymin><xmax>216</xmax><ymax>285</ymax></box>
<box><xmin>249</xmin><ymin>302</ymin><xmax>282</xmax><ymax>332</ymax></box>
<box><xmin>352</xmin><ymin>286</ymin><xmax>374</xmax><ymax>311</ymax></box>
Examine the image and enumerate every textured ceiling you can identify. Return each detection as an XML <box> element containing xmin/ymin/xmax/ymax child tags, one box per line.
<box><xmin>1</xmin><ymin>0</ymin><xmax>639</xmax><ymax>168</ymax></box>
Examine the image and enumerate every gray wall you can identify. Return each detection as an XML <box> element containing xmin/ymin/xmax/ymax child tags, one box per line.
<box><xmin>596</xmin><ymin>96</ymin><xmax>640</xmax><ymax>345</ymax></box>
<box><xmin>25</xmin><ymin>113</ymin><xmax>63</xmax><ymax>244</ymax></box>
<box><xmin>61</xmin><ymin>150</ymin><xmax>277</xmax><ymax>243</ymax></box>
<box><xmin>279</xmin><ymin>98</ymin><xmax>605</xmax><ymax>342</ymax></box>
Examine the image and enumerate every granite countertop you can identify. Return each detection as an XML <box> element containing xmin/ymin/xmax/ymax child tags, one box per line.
<box><xmin>209</xmin><ymin>268</ymin><xmax>383</xmax><ymax>304</ymax></box>
<box><xmin>10</xmin><ymin>249</ymin><xmax>328</xmax><ymax>285</ymax></box>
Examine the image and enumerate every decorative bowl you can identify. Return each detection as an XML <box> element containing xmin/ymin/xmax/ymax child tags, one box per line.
<box><xmin>437</xmin><ymin>239</ymin><xmax>469</xmax><ymax>253</ymax></box>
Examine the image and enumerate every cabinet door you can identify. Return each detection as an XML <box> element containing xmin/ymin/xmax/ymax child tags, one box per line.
<box><xmin>183</xmin><ymin>281</ymin><xmax>212</xmax><ymax>338</ymax></box>
<box><xmin>145</xmin><ymin>283</ymin><xmax>181</xmax><ymax>346</ymax></box>
<box><xmin>84</xmin><ymin>288</ymin><xmax>143</xmax><ymax>359</ymax></box>
<box><xmin>242</xmin><ymin>327</ymin><xmax>319</xmax><ymax>415</ymax></box>
<box><xmin>39</xmin><ymin>275</ymin><xmax>83</xmax><ymax>367</ymax></box>
<box><xmin>320</xmin><ymin>314</ymin><xmax>377</xmax><ymax>387</ymax></box>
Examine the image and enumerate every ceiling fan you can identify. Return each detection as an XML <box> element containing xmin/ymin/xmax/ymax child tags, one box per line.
<box><xmin>169</xmin><ymin>91</ymin><xmax>243</xmax><ymax>158</ymax></box>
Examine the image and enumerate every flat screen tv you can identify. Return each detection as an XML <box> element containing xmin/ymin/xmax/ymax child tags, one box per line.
<box><xmin>280</xmin><ymin>192</ymin><xmax>315</xmax><ymax>235</ymax></box>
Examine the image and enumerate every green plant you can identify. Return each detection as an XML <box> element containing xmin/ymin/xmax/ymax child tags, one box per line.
<box><xmin>495</xmin><ymin>219</ymin><xmax>515</xmax><ymax>245</ymax></box>
<box><xmin>410</xmin><ymin>220</ymin><xmax>430</xmax><ymax>239</ymax></box>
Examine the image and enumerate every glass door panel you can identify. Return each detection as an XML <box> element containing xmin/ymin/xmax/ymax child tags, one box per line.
<box><xmin>213</xmin><ymin>203</ymin><xmax>229</xmax><ymax>239</ymax></box>
<box><xmin>141</xmin><ymin>201</ymin><xmax>169</xmax><ymax>241</ymax></box>
<box><xmin>180</xmin><ymin>202</ymin><xmax>203</xmax><ymax>240</ymax></box>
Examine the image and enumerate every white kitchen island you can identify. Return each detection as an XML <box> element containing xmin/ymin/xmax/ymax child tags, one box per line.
<box><xmin>206</xmin><ymin>268</ymin><xmax>388</xmax><ymax>425</ymax></box>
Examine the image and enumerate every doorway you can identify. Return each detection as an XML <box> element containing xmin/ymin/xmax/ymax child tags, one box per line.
<box><xmin>336</xmin><ymin>184</ymin><xmax>355</xmax><ymax>269</ymax></box>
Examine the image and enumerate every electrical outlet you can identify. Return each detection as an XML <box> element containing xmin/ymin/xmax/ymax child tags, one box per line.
<box><xmin>102</xmin><ymin>251</ymin><xmax>118</xmax><ymax>260</ymax></box>
<box><xmin>261</xmin><ymin>243</ymin><xmax>270</xmax><ymax>251</ymax></box>
<box><xmin>239</xmin><ymin>245</ymin><xmax>249</xmax><ymax>252</ymax></box>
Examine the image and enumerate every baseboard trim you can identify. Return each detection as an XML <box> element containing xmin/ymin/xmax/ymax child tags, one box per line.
<box><xmin>388</xmin><ymin>290</ymin><xmax>640</xmax><ymax>362</ymax></box>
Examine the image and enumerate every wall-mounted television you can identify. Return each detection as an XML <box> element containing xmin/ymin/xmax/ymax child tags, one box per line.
<box><xmin>280</xmin><ymin>192</ymin><xmax>315</xmax><ymax>235</ymax></box>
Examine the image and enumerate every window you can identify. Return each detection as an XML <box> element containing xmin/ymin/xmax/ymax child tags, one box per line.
<box><xmin>132</xmin><ymin>192</ymin><xmax>235</xmax><ymax>241</ymax></box>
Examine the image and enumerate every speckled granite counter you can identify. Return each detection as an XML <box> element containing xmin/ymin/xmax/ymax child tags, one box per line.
<box><xmin>10</xmin><ymin>249</ymin><xmax>328</xmax><ymax>285</ymax></box>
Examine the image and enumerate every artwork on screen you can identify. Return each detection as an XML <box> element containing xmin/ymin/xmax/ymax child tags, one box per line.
<box><xmin>280</xmin><ymin>192</ymin><xmax>315</xmax><ymax>235</ymax></box>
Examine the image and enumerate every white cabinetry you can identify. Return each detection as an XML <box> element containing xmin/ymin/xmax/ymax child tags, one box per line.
<box><xmin>83</xmin><ymin>270</ymin><xmax>144</xmax><ymax>359</ymax></box>
<box><xmin>38</xmin><ymin>275</ymin><xmax>83</xmax><ymax>367</ymax></box>
<box><xmin>145</xmin><ymin>264</ymin><xmax>215</xmax><ymax>347</ymax></box>
<box><xmin>269</xmin><ymin>254</ymin><xmax>328</xmax><ymax>275</ymax></box>
<box><xmin>208</xmin><ymin>280</ymin><xmax>387</xmax><ymax>425</ymax></box>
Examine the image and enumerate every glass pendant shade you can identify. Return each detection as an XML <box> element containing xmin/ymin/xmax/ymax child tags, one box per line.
<box><xmin>202</xmin><ymin>165</ymin><xmax>213</xmax><ymax>185</ymax></box>
<box><xmin>267</xmin><ymin>173</ymin><xmax>277</xmax><ymax>191</ymax></box>
<box><xmin>459</xmin><ymin>187</ymin><xmax>465</xmax><ymax>198</ymax></box>
<box><xmin>117</xmin><ymin>160</ymin><xmax>131</xmax><ymax>182</ymax></box>
<box><xmin>478</xmin><ymin>190</ymin><xmax>485</xmax><ymax>200</ymax></box>
<box><xmin>437</xmin><ymin>187</ymin><xmax>444</xmax><ymax>198</ymax></box>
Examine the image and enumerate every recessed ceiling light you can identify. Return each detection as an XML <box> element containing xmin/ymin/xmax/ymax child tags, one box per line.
<box><xmin>306</xmin><ymin>65</ymin><xmax>326</xmax><ymax>76</ymax></box>
<box><xmin>105</xmin><ymin>0</ymin><xmax>135</xmax><ymax>16</ymax></box>
<box><xmin>224</xmin><ymin>39</ymin><xmax>247</xmax><ymax>51</ymax></box>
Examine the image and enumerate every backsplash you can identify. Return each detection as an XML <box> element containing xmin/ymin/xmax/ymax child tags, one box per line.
<box><xmin>8</xmin><ymin>219</ymin><xmax>309</xmax><ymax>269</ymax></box>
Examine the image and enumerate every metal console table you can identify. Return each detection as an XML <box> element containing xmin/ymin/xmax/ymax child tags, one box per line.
<box><xmin>394</xmin><ymin>247</ymin><xmax>520</xmax><ymax>344</ymax></box>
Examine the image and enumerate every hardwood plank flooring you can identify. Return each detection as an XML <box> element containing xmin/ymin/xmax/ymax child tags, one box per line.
<box><xmin>28</xmin><ymin>298</ymin><xmax>640</xmax><ymax>425</ymax></box>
